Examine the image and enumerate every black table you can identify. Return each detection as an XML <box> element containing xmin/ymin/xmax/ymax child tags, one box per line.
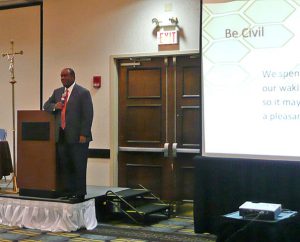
<box><xmin>0</xmin><ymin>141</ymin><xmax>13</xmax><ymax>177</ymax></box>
<box><xmin>217</xmin><ymin>210</ymin><xmax>299</xmax><ymax>242</ymax></box>
<box><xmin>193</xmin><ymin>156</ymin><xmax>300</xmax><ymax>234</ymax></box>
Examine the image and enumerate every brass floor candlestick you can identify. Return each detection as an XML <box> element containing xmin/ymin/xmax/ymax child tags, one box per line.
<box><xmin>1</xmin><ymin>40</ymin><xmax>23</xmax><ymax>193</ymax></box>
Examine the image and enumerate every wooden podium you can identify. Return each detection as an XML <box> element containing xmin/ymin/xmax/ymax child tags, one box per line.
<box><xmin>17</xmin><ymin>110</ymin><xmax>59</xmax><ymax>197</ymax></box>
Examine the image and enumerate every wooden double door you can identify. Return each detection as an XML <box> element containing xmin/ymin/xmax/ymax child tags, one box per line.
<box><xmin>118</xmin><ymin>54</ymin><xmax>200</xmax><ymax>201</ymax></box>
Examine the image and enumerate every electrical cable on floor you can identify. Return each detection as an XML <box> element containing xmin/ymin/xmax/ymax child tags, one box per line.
<box><xmin>224</xmin><ymin>211</ymin><xmax>264</xmax><ymax>242</ymax></box>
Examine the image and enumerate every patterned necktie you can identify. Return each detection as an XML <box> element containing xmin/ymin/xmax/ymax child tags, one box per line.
<box><xmin>61</xmin><ymin>89</ymin><xmax>69</xmax><ymax>129</ymax></box>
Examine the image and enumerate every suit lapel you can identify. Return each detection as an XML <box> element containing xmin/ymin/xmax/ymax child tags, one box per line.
<box><xmin>58</xmin><ymin>87</ymin><xmax>65</xmax><ymax>101</ymax></box>
<box><xmin>67</xmin><ymin>84</ymin><xmax>78</xmax><ymax>105</ymax></box>
<box><xmin>65</xmin><ymin>84</ymin><xmax>79</xmax><ymax>117</ymax></box>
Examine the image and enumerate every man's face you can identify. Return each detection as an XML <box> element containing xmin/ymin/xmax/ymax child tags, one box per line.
<box><xmin>61</xmin><ymin>69</ymin><xmax>74</xmax><ymax>88</ymax></box>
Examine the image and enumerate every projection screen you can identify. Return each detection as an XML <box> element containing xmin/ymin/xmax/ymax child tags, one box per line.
<box><xmin>202</xmin><ymin>0</ymin><xmax>300</xmax><ymax>160</ymax></box>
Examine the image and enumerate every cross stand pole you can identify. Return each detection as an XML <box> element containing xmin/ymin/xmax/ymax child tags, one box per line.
<box><xmin>1</xmin><ymin>40</ymin><xmax>23</xmax><ymax>193</ymax></box>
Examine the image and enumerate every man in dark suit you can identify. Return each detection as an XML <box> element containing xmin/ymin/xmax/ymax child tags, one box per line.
<box><xmin>43</xmin><ymin>68</ymin><xmax>93</xmax><ymax>201</ymax></box>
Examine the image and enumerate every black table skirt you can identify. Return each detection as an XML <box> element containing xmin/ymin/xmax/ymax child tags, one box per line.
<box><xmin>0</xmin><ymin>141</ymin><xmax>13</xmax><ymax>177</ymax></box>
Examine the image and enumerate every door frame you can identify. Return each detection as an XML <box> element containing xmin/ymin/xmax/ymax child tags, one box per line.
<box><xmin>109</xmin><ymin>50</ymin><xmax>199</xmax><ymax>186</ymax></box>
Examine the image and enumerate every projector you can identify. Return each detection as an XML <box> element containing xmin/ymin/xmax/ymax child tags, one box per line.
<box><xmin>239</xmin><ymin>201</ymin><xmax>282</xmax><ymax>220</ymax></box>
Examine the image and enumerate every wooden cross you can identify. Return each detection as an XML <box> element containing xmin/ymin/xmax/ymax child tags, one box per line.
<box><xmin>2</xmin><ymin>40</ymin><xmax>23</xmax><ymax>83</ymax></box>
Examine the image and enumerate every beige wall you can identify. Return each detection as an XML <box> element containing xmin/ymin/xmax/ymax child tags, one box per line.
<box><xmin>0</xmin><ymin>0</ymin><xmax>200</xmax><ymax>186</ymax></box>
<box><xmin>0</xmin><ymin>6</ymin><xmax>40</xmax><ymax>125</ymax></box>
<box><xmin>0</xmin><ymin>6</ymin><xmax>40</xmax><ymax>178</ymax></box>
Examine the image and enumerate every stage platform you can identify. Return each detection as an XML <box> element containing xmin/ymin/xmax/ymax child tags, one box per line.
<box><xmin>0</xmin><ymin>185</ymin><xmax>127</xmax><ymax>204</ymax></box>
<box><xmin>0</xmin><ymin>185</ymin><xmax>128</xmax><ymax>232</ymax></box>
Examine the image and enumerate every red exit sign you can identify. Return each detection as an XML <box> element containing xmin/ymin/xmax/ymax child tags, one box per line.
<box><xmin>157</xmin><ymin>30</ymin><xmax>178</xmax><ymax>45</ymax></box>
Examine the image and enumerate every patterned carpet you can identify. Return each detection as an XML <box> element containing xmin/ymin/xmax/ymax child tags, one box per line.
<box><xmin>0</xmin><ymin>186</ymin><xmax>215</xmax><ymax>242</ymax></box>
<box><xmin>0</xmin><ymin>217</ymin><xmax>216</xmax><ymax>241</ymax></box>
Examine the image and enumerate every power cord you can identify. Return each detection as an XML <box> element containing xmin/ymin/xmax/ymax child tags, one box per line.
<box><xmin>224</xmin><ymin>211</ymin><xmax>264</xmax><ymax>242</ymax></box>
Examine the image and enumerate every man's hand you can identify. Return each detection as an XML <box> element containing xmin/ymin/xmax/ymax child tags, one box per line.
<box><xmin>79</xmin><ymin>135</ymin><xmax>87</xmax><ymax>143</ymax></box>
<box><xmin>55</xmin><ymin>102</ymin><xmax>64</xmax><ymax>110</ymax></box>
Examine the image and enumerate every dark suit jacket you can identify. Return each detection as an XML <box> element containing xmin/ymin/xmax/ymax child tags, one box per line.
<box><xmin>43</xmin><ymin>83</ymin><xmax>93</xmax><ymax>143</ymax></box>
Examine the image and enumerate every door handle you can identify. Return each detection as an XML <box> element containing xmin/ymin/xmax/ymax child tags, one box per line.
<box><xmin>119</xmin><ymin>143</ymin><xmax>169</xmax><ymax>157</ymax></box>
<box><xmin>119</xmin><ymin>147</ymin><xmax>164</xmax><ymax>152</ymax></box>
<box><xmin>177</xmin><ymin>148</ymin><xmax>200</xmax><ymax>154</ymax></box>
<box><xmin>172</xmin><ymin>143</ymin><xmax>178</xmax><ymax>157</ymax></box>
<box><xmin>164</xmin><ymin>142</ymin><xmax>169</xmax><ymax>157</ymax></box>
<box><xmin>172</xmin><ymin>143</ymin><xmax>200</xmax><ymax>157</ymax></box>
